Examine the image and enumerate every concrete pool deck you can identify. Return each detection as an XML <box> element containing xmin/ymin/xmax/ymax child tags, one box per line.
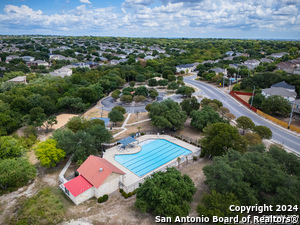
<box><xmin>102</xmin><ymin>134</ymin><xmax>200</xmax><ymax>189</ymax></box>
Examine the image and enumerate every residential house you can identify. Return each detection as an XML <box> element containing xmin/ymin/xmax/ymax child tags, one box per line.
<box><xmin>276</xmin><ymin>62</ymin><xmax>296</xmax><ymax>74</ymax></box>
<box><xmin>210</xmin><ymin>68</ymin><xmax>227</xmax><ymax>75</ymax></box>
<box><xmin>260</xmin><ymin>58</ymin><xmax>273</xmax><ymax>64</ymax></box>
<box><xmin>86</xmin><ymin>61</ymin><xmax>99</xmax><ymax>69</ymax></box>
<box><xmin>271</xmin><ymin>81</ymin><xmax>295</xmax><ymax>92</ymax></box>
<box><xmin>229</xmin><ymin>64</ymin><xmax>238</xmax><ymax>69</ymax></box>
<box><xmin>261</xmin><ymin>87</ymin><xmax>297</xmax><ymax>102</ymax></box>
<box><xmin>270</xmin><ymin>52</ymin><xmax>289</xmax><ymax>58</ymax></box>
<box><xmin>5</xmin><ymin>55</ymin><xmax>19</xmax><ymax>63</ymax></box>
<box><xmin>7</xmin><ymin>76</ymin><xmax>27</xmax><ymax>84</ymax></box>
<box><xmin>21</xmin><ymin>56</ymin><xmax>35</xmax><ymax>62</ymax></box>
<box><xmin>69</xmin><ymin>62</ymin><xmax>90</xmax><ymax>69</ymax></box>
<box><xmin>176</xmin><ymin>64</ymin><xmax>196</xmax><ymax>73</ymax></box>
<box><xmin>243</xmin><ymin>59</ymin><xmax>260</xmax><ymax>69</ymax></box>
<box><xmin>29</xmin><ymin>60</ymin><xmax>50</xmax><ymax>68</ymax></box>
<box><xmin>50</xmin><ymin>67</ymin><xmax>72</xmax><ymax>77</ymax></box>
<box><xmin>201</xmin><ymin>60</ymin><xmax>215</xmax><ymax>65</ymax></box>
<box><xmin>294</xmin><ymin>67</ymin><xmax>300</xmax><ymax>75</ymax></box>
<box><xmin>61</xmin><ymin>156</ymin><xmax>125</xmax><ymax>205</ymax></box>
<box><xmin>225</xmin><ymin>51</ymin><xmax>234</xmax><ymax>56</ymax></box>
<box><xmin>290</xmin><ymin>57</ymin><xmax>300</xmax><ymax>67</ymax></box>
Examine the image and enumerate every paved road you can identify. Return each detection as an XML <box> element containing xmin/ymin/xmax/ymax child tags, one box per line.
<box><xmin>184</xmin><ymin>75</ymin><xmax>300</xmax><ymax>154</ymax></box>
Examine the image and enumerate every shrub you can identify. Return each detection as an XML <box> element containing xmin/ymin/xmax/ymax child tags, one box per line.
<box><xmin>193</xmin><ymin>156</ymin><xmax>198</xmax><ymax>161</ymax></box>
<box><xmin>141</xmin><ymin>132</ymin><xmax>145</xmax><ymax>135</ymax></box>
<box><xmin>133</xmin><ymin>189</ymin><xmax>137</xmax><ymax>195</ymax></box>
<box><xmin>128</xmin><ymin>192</ymin><xmax>133</xmax><ymax>197</ymax></box>
<box><xmin>98</xmin><ymin>197</ymin><xmax>104</xmax><ymax>203</ymax></box>
<box><xmin>124</xmin><ymin>193</ymin><xmax>128</xmax><ymax>199</ymax></box>
<box><xmin>120</xmin><ymin>189</ymin><xmax>124</xmax><ymax>193</ymax></box>
<box><xmin>103</xmin><ymin>194</ymin><xmax>109</xmax><ymax>202</ymax></box>
<box><xmin>122</xmin><ymin>191</ymin><xmax>126</xmax><ymax>197</ymax></box>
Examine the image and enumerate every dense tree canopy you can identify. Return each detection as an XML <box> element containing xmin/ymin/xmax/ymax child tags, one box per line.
<box><xmin>190</xmin><ymin>105</ymin><xmax>224</xmax><ymax>130</ymax></box>
<box><xmin>35</xmin><ymin>139</ymin><xmax>65</xmax><ymax>168</ymax></box>
<box><xmin>135</xmin><ymin>167</ymin><xmax>196</xmax><ymax>221</ymax></box>
<box><xmin>203</xmin><ymin>147</ymin><xmax>300</xmax><ymax>210</ymax></box>
<box><xmin>149</xmin><ymin>99</ymin><xmax>187</xmax><ymax>130</ymax></box>
<box><xmin>0</xmin><ymin>157</ymin><xmax>36</xmax><ymax>190</ymax></box>
<box><xmin>180</xmin><ymin>96</ymin><xmax>200</xmax><ymax>116</ymax></box>
<box><xmin>236</xmin><ymin>116</ymin><xmax>255</xmax><ymax>134</ymax></box>
<box><xmin>200</xmin><ymin>123</ymin><xmax>247</xmax><ymax>157</ymax></box>
<box><xmin>261</xmin><ymin>95</ymin><xmax>291</xmax><ymax>115</ymax></box>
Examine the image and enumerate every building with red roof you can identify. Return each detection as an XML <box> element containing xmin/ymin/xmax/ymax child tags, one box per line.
<box><xmin>62</xmin><ymin>156</ymin><xmax>125</xmax><ymax>205</ymax></box>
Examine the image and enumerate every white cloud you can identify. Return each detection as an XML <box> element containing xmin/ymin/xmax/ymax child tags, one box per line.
<box><xmin>79</xmin><ymin>0</ymin><xmax>92</xmax><ymax>4</ymax></box>
<box><xmin>0</xmin><ymin>0</ymin><xmax>299</xmax><ymax>37</ymax></box>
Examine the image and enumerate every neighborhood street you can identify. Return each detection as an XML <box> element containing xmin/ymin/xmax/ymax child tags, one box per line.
<box><xmin>184</xmin><ymin>75</ymin><xmax>300</xmax><ymax>154</ymax></box>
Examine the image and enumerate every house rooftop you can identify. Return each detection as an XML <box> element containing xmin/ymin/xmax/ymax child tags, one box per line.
<box><xmin>262</xmin><ymin>87</ymin><xmax>296</xmax><ymax>98</ymax></box>
<box><xmin>77</xmin><ymin>155</ymin><xmax>125</xmax><ymax>189</ymax></box>
<box><xmin>271</xmin><ymin>81</ymin><xmax>295</xmax><ymax>90</ymax></box>
<box><xmin>63</xmin><ymin>175</ymin><xmax>92</xmax><ymax>197</ymax></box>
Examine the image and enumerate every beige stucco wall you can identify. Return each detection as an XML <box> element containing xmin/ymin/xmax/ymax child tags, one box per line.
<box><xmin>94</xmin><ymin>173</ymin><xmax>122</xmax><ymax>198</ymax></box>
<box><xmin>73</xmin><ymin>187</ymin><xmax>95</xmax><ymax>205</ymax></box>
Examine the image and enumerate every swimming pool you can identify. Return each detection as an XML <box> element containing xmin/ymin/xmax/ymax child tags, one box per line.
<box><xmin>115</xmin><ymin>139</ymin><xmax>192</xmax><ymax>177</ymax></box>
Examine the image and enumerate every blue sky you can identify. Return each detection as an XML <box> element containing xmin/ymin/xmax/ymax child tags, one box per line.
<box><xmin>0</xmin><ymin>0</ymin><xmax>299</xmax><ymax>39</ymax></box>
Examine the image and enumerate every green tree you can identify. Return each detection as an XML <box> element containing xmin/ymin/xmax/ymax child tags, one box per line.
<box><xmin>200</xmin><ymin>123</ymin><xmax>247</xmax><ymax>157</ymax></box>
<box><xmin>149</xmin><ymin>89</ymin><xmax>158</xmax><ymax>99</ymax></box>
<box><xmin>120</xmin><ymin>95</ymin><xmax>133</xmax><ymax>103</ymax></box>
<box><xmin>0</xmin><ymin>157</ymin><xmax>36</xmax><ymax>190</ymax></box>
<box><xmin>135</xmin><ymin>167</ymin><xmax>196</xmax><ymax>221</ymax></box>
<box><xmin>148</xmin><ymin>78</ymin><xmax>158</xmax><ymax>87</ymax></box>
<box><xmin>134</xmin><ymin>86</ymin><xmax>148</xmax><ymax>97</ymax></box>
<box><xmin>24</xmin><ymin>107</ymin><xmax>47</xmax><ymax>127</ymax></box>
<box><xmin>66</xmin><ymin>117</ymin><xmax>90</xmax><ymax>133</ymax></box>
<box><xmin>111</xmin><ymin>89</ymin><xmax>121</xmax><ymax>101</ymax></box>
<box><xmin>136</xmin><ymin>74</ymin><xmax>146</xmax><ymax>83</ymax></box>
<box><xmin>112</xmin><ymin>106</ymin><xmax>126</xmax><ymax>114</ymax></box>
<box><xmin>57</xmin><ymin>96</ymin><xmax>86</xmax><ymax>113</ymax></box>
<box><xmin>75</xmin><ymin>87</ymin><xmax>98</xmax><ymax>103</ymax></box>
<box><xmin>200</xmin><ymin>98</ymin><xmax>223</xmax><ymax>108</ymax></box>
<box><xmin>248</xmin><ymin>93</ymin><xmax>265</xmax><ymax>109</ymax></box>
<box><xmin>176</xmin><ymin>85</ymin><xmax>195</xmax><ymax>98</ymax></box>
<box><xmin>167</xmin><ymin>82</ymin><xmax>179</xmax><ymax>92</ymax></box>
<box><xmin>108</xmin><ymin>109</ymin><xmax>125</xmax><ymax>126</ymax></box>
<box><xmin>261</xmin><ymin>95</ymin><xmax>291</xmax><ymax>115</ymax></box>
<box><xmin>244</xmin><ymin>133</ymin><xmax>262</xmax><ymax>146</ymax></box>
<box><xmin>158</xmin><ymin>79</ymin><xmax>168</xmax><ymax>87</ymax></box>
<box><xmin>197</xmin><ymin>191</ymin><xmax>242</xmax><ymax>223</ymax></box>
<box><xmin>180</xmin><ymin>97</ymin><xmax>200</xmax><ymax>116</ymax></box>
<box><xmin>85</xmin><ymin>124</ymin><xmax>112</xmax><ymax>149</ymax></box>
<box><xmin>42</xmin><ymin>115</ymin><xmax>57</xmax><ymax>133</ymax></box>
<box><xmin>35</xmin><ymin>139</ymin><xmax>66</xmax><ymax>168</ymax></box>
<box><xmin>162</xmin><ymin>70</ymin><xmax>174</xmax><ymax>79</ymax></box>
<box><xmin>145</xmin><ymin>103</ymin><xmax>152</xmax><ymax>112</ymax></box>
<box><xmin>203</xmin><ymin>149</ymin><xmax>300</xmax><ymax>207</ymax></box>
<box><xmin>190</xmin><ymin>106</ymin><xmax>224</xmax><ymax>130</ymax></box>
<box><xmin>0</xmin><ymin>136</ymin><xmax>24</xmax><ymax>159</ymax></box>
<box><xmin>167</xmin><ymin>74</ymin><xmax>176</xmax><ymax>82</ymax></box>
<box><xmin>133</xmin><ymin>95</ymin><xmax>146</xmax><ymax>102</ymax></box>
<box><xmin>253</xmin><ymin>125</ymin><xmax>272</xmax><ymax>139</ymax></box>
<box><xmin>149</xmin><ymin>99</ymin><xmax>187</xmax><ymax>130</ymax></box>
<box><xmin>130</xmin><ymin>81</ymin><xmax>135</xmax><ymax>87</ymax></box>
<box><xmin>236</xmin><ymin>116</ymin><xmax>255</xmax><ymax>134</ymax></box>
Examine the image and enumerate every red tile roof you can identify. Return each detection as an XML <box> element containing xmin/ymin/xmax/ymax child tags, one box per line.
<box><xmin>77</xmin><ymin>155</ymin><xmax>125</xmax><ymax>189</ymax></box>
<box><xmin>63</xmin><ymin>175</ymin><xmax>92</xmax><ymax>197</ymax></box>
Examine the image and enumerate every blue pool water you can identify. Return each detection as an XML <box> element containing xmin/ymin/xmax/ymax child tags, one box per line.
<box><xmin>115</xmin><ymin>139</ymin><xmax>191</xmax><ymax>177</ymax></box>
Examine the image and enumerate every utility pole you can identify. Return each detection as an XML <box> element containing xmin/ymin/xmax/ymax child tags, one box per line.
<box><xmin>228</xmin><ymin>79</ymin><xmax>231</xmax><ymax>94</ymax></box>
<box><xmin>250</xmin><ymin>86</ymin><xmax>255</xmax><ymax>109</ymax></box>
<box><xmin>288</xmin><ymin>99</ymin><xmax>296</xmax><ymax>129</ymax></box>
<box><xmin>222</xmin><ymin>75</ymin><xmax>225</xmax><ymax>89</ymax></box>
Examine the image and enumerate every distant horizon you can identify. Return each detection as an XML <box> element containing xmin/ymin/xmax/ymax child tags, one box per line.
<box><xmin>1</xmin><ymin>34</ymin><xmax>299</xmax><ymax>42</ymax></box>
<box><xmin>0</xmin><ymin>0</ymin><xmax>299</xmax><ymax>40</ymax></box>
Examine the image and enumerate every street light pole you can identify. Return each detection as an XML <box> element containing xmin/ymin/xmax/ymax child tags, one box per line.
<box><xmin>250</xmin><ymin>86</ymin><xmax>255</xmax><ymax>109</ymax></box>
<box><xmin>228</xmin><ymin>79</ymin><xmax>231</xmax><ymax>94</ymax></box>
<box><xmin>222</xmin><ymin>75</ymin><xmax>225</xmax><ymax>89</ymax></box>
<box><xmin>288</xmin><ymin>99</ymin><xmax>296</xmax><ymax>129</ymax></box>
